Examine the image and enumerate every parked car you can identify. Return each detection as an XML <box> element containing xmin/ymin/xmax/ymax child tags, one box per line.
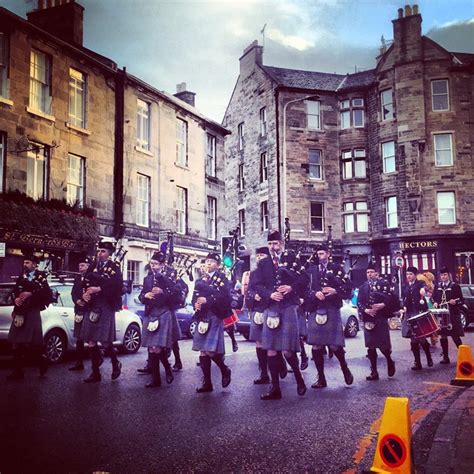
<box><xmin>122</xmin><ymin>284</ymin><xmax>145</xmax><ymax>320</ymax></box>
<box><xmin>236</xmin><ymin>303</ymin><xmax>360</xmax><ymax>340</ymax></box>
<box><xmin>175</xmin><ymin>303</ymin><xmax>197</xmax><ymax>338</ymax></box>
<box><xmin>0</xmin><ymin>282</ymin><xmax>142</xmax><ymax>364</ymax></box>
<box><xmin>460</xmin><ymin>284</ymin><xmax>474</xmax><ymax>329</ymax></box>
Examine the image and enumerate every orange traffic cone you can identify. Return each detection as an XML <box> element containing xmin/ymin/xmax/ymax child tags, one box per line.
<box><xmin>451</xmin><ymin>344</ymin><xmax>474</xmax><ymax>387</ymax></box>
<box><xmin>371</xmin><ymin>397</ymin><xmax>413</xmax><ymax>473</ymax></box>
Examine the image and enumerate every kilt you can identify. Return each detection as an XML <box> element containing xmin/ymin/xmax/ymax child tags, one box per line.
<box><xmin>307</xmin><ymin>306</ymin><xmax>345</xmax><ymax>347</ymax></box>
<box><xmin>170</xmin><ymin>311</ymin><xmax>182</xmax><ymax>343</ymax></box>
<box><xmin>298</xmin><ymin>307</ymin><xmax>307</xmax><ymax>338</ymax></box>
<box><xmin>249</xmin><ymin>310</ymin><xmax>264</xmax><ymax>342</ymax></box>
<box><xmin>363</xmin><ymin>318</ymin><xmax>391</xmax><ymax>351</ymax></box>
<box><xmin>192</xmin><ymin>313</ymin><xmax>225</xmax><ymax>354</ymax></box>
<box><xmin>142</xmin><ymin>307</ymin><xmax>174</xmax><ymax>348</ymax></box>
<box><xmin>73</xmin><ymin>313</ymin><xmax>84</xmax><ymax>339</ymax></box>
<box><xmin>439</xmin><ymin>310</ymin><xmax>464</xmax><ymax>337</ymax></box>
<box><xmin>261</xmin><ymin>305</ymin><xmax>300</xmax><ymax>352</ymax></box>
<box><xmin>8</xmin><ymin>307</ymin><xmax>44</xmax><ymax>346</ymax></box>
<box><xmin>81</xmin><ymin>305</ymin><xmax>116</xmax><ymax>343</ymax></box>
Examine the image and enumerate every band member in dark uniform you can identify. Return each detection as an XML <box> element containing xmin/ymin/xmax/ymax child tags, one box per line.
<box><xmin>247</xmin><ymin>246</ymin><xmax>270</xmax><ymax>384</ymax></box>
<box><xmin>192</xmin><ymin>253</ymin><xmax>232</xmax><ymax>393</ymax></box>
<box><xmin>7</xmin><ymin>254</ymin><xmax>50</xmax><ymax>380</ymax></box>
<box><xmin>81</xmin><ymin>241</ymin><xmax>123</xmax><ymax>383</ymax></box>
<box><xmin>432</xmin><ymin>267</ymin><xmax>464</xmax><ymax>364</ymax></box>
<box><xmin>139</xmin><ymin>251</ymin><xmax>181</xmax><ymax>388</ymax></box>
<box><xmin>357</xmin><ymin>264</ymin><xmax>396</xmax><ymax>380</ymax></box>
<box><xmin>68</xmin><ymin>257</ymin><xmax>92</xmax><ymax>371</ymax></box>
<box><xmin>255</xmin><ymin>230</ymin><xmax>309</xmax><ymax>400</ymax></box>
<box><xmin>401</xmin><ymin>266</ymin><xmax>433</xmax><ymax>370</ymax></box>
<box><xmin>305</xmin><ymin>244</ymin><xmax>353</xmax><ymax>388</ymax></box>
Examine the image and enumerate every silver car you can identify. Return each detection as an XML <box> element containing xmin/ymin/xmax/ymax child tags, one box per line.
<box><xmin>0</xmin><ymin>282</ymin><xmax>142</xmax><ymax>364</ymax></box>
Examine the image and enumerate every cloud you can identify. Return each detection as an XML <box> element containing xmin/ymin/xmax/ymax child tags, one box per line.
<box><xmin>426</xmin><ymin>18</ymin><xmax>474</xmax><ymax>52</ymax></box>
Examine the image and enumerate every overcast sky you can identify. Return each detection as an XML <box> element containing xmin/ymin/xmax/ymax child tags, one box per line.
<box><xmin>4</xmin><ymin>0</ymin><xmax>474</xmax><ymax>122</ymax></box>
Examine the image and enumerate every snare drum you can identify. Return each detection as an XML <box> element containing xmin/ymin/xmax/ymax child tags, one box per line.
<box><xmin>407</xmin><ymin>311</ymin><xmax>440</xmax><ymax>339</ymax></box>
<box><xmin>223</xmin><ymin>310</ymin><xmax>239</xmax><ymax>328</ymax></box>
<box><xmin>431</xmin><ymin>308</ymin><xmax>452</xmax><ymax>330</ymax></box>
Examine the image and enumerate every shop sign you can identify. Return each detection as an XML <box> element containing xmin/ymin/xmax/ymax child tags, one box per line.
<box><xmin>0</xmin><ymin>230</ymin><xmax>88</xmax><ymax>251</ymax></box>
<box><xmin>399</xmin><ymin>240</ymin><xmax>437</xmax><ymax>250</ymax></box>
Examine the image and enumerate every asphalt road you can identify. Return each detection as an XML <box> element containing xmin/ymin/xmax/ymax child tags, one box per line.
<box><xmin>1</xmin><ymin>328</ymin><xmax>473</xmax><ymax>474</ymax></box>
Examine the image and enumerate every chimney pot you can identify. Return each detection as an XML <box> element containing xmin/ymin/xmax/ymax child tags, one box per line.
<box><xmin>405</xmin><ymin>5</ymin><xmax>412</xmax><ymax>16</ymax></box>
<box><xmin>398</xmin><ymin>8</ymin><xmax>403</xmax><ymax>18</ymax></box>
<box><xmin>176</xmin><ymin>82</ymin><xmax>187</xmax><ymax>93</ymax></box>
<box><xmin>413</xmin><ymin>4</ymin><xmax>419</xmax><ymax>14</ymax></box>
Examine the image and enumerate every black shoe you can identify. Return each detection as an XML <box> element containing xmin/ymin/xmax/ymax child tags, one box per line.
<box><xmin>69</xmin><ymin>363</ymin><xmax>84</xmax><ymax>371</ymax></box>
<box><xmin>300</xmin><ymin>356</ymin><xmax>309</xmax><ymax>371</ymax></box>
<box><xmin>137</xmin><ymin>366</ymin><xmax>151</xmax><ymax>374</ymax></box>
<box><xmin>232</xmin><ymin>341</ymin><xmax>239</xmax><ymax>353</ymax></box>
<box><xmin>111</xmin><ymin>361</ymin><xmax>122</xmax><ymax>380</ymax></box>
<box><xmin>366</xmin><ymin>371</ymin><xmax>379</xmax><ymax>381</ymax></box>
<box><xmin>222</xmin><ymin>367</ymin><xmax>231</xmax><ymax>388</ymax></box>
<box><xmin>311</xmin><ymin>377</ymin><xmax>327</xmax><ymax>388</ymax></box>
<box><xmin>84</xmin><ymin>372</ymin><xmax>101</xmax><ymax>383</ymax></box>
<box><xmin>387</xmin><ymin>359</ymin><xmax>396</xmax><ymax>377</ymax></box>
<box><xmin>196</xmin><ymin>382</ymin><xmax>213</xmax><ymax>393</ymax></box>
<box><xmin>411</xmin><ymin>363</ymin><xmax>422</xmax><ymax>371</ymax></box>
<box><xmin>260</xmin><ymin>388</ymin><xmax>282</xmax><ymax>400</ymax></box>
<box><xmin>7</xmin><ymin>370</ymin><xmax>24</xmax><ymax>381</ymax></box>
<box><xmin>342</xmin><ymin>366</ymin><xmax>354</xmax><ymax>385</ymax></box>
<box><xmin>253</xmin><ymin>375</ymin><xmax>270</xmax><ymax>385</ymax></box>
<box><xmin>196</xmin><ymin>361</ymin><xmax>201</xmax><ymax>367</ymax></box>
<box><xmin>172</xmin><ymin>362</ymin><xmax>183</xmax><ymax>371</ymax></box>
<box><xmin>165</xmin><ymin>372</ymin><xmax>174</xmax><ymax>384</ymax></box>
<box><xmin>145</xmin><ymin>381</ymin><xmax>161</xmax><ymax>388</ymax></box>
<box><xmin>39</xmin><ymin>355</ymin><xmax>49</xmax><ymax>377</ymax></box>
<box><xmin>297</xmin><ymin>383</ymin><xmax>307</xmax><ymax>396</ymax></box>
<box><xmin>440</xmin><ymin>357</ymin><xmax>450</xmax><ymax>365</ymax></box>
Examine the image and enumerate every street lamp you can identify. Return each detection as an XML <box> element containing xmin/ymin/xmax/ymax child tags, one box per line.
<box><xmin>281</xmin><ymin>94</ymin><xmax>320</xmax><ymax>231</ymax></box>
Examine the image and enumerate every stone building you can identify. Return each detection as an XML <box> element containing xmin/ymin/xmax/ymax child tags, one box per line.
<box><xmin>0</xmin><ymin>0</ymin><xmax>229</xmax><ymax>283</ymax></box>
<box><xmin>223</xmin><ymin>4</ymin><xmax>474</xmax><ymax>285</ymax></box>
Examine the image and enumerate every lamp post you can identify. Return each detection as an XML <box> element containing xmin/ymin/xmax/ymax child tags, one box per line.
<box><xmin>281</xmin><ymin>94</ymin><xmax>320</xmax><ymax>231</ymax></box>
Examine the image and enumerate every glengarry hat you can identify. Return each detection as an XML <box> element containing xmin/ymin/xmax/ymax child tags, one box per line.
<box><xmin>267</xmin><ymin>230</ymin><xmax>282</xmax><ymax>242</ymax></box>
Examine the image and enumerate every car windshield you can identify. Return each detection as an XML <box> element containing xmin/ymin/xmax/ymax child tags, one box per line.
<box><xmin>52</xmin><ymin>285</ymin><xmax>74</xmax><ymax>307</ymax></box>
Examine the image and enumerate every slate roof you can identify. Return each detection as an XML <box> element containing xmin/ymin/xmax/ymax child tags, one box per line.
<box><xmin>337</xmin><ymin>69</ymin><xmax>377</xmax><ymax>91</ymax></box>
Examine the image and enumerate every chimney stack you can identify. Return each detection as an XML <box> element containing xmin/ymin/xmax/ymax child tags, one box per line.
<box><xmin>174</xmin><ymin>82</ymin><xmax>196</xmax><ymax>107</ymax></box>
<box><xmin>392</xmin><ymin>4</ymin><xmax>422</xmax><ymax>64</ymax></box>
<box><xmin>239</xmin><ymin>40</ymin><xmax>263</xmax><ymax>78</ymax></box>
<box><xmin>28</xmin><ymin>0</ymin><xmax>84</xmax><ymax>46</ymax></box>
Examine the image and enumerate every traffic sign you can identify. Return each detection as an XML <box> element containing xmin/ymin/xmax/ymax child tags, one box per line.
<box><xmin>379</xmin><ymin>433</ymin><xmax>407</xmax><ymax>468</ymax></box>
<box><xmin>459</xmin><ymin>361</ymin><xmax>473</xmax><ymax>377</ymax></box>
<box><xmin>395</xmin><ymin>256</ymin><xmax>404</xmax><ymax>268</ymax></box>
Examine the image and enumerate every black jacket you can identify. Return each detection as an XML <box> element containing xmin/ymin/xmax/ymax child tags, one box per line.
<box><xmin>13</xmin><ymin>270</ymin><xmax>51</xmax><ymax>313</ymax></box>
<box><xmin>432</xmin><ymin>281</ymin><xmax>464</xmax><ymax>315</ymax></box>
<box><xmin>402</xmin><ymin>280</ymin><xmax>427</xmax><ymax>315</ymax></box>
<box><xmin>84</xmin><ymin>259</ymin><xmax>123</xmax><ymax>311</ymax></box>
<box><xmin>71</xmin><ymin>273</ymin><xmax>86</xmax><ymax>314</ymax></box>
<box><xmin>191</xmin><ymin>269</ymin><xmax>232</xmax><ymax>319</ymax></box>
<box><xmin>139</xmin><ymin>270</ymin><xmax>183</xmax><ymax>316</ymax></box>
<box><xmin>357</xmin><ymin>278</ymin><xmax>396</xmax><ymax>322</ymax></box>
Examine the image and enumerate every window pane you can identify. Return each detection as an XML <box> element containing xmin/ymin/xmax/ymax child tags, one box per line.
<box><xmin>434</xmin><ymin>134</ymin><xmax>453</xmax><ymax>166</ymax></box>
<box><xmin>354</xmin><ymin>159</ymin><xmax>366</xmax><ymax>178</ymax></box>
<box><xmin>340</xmin><ymin>100</ymin><xmax>350</xmax><ymax>109</ymax></box>
<box><xmin>354</xmin><ymin>149</ymin><xmax>366</xmax><ymax>157</ymax></box>
<box><xmin>307</xmin><ymin>100</ymin><xmax>320</xmax><ymax>129</ymax></box>
<box><xmin>344</xmin><ymin>214</ymin><xmax>354</xmax><ymax>233</ymax></box>
<box><xmin>309</xmin><ymin>149</ymin><xmax>322</xmax><ymax>179</ymax></box>
<box><xmin>344</xmin><ymin>202</ymin><xmax>354</xmax><ymax>211</ymax></box>
<box><xmin>343</xmin><ymin>160</ymin><xmax>353</xmax><ymax>179</ymax></box>
<box><xmin>356</xmin><ymin>201</ymin><xmax>367</xmax><ymax>210</ymax></box>
<box><xmin>352</xmin><ymin>98</ymin><xmax>364</xmax><ymax>107</ymax></box>
<box><xmin>382</xmin><ymin>141</ymin><xmax>396</xmax><ymax>173</ymax></box>
<box><xmin>353</xmin><ymin>109</ymin><xmax>364</xmax><ymax>127</ymax></box>
<box><xmin>341</xmin><ymin>110</ymin><xmax>350</xmax><ymax>129</ymax></box>
<box><xmin>357</xmin><ymin>213</ymin><xmax>368</xmax><ymax>232</ymax></box>
<box><xmin>432</xmin><ymin>80</ymin><xmax>447</xmax><ymax>94</ymax></box>
<box><xmin>433</xmin><ymin>95</ymin><xmax>448</xmax><ymax>111</ymax></box>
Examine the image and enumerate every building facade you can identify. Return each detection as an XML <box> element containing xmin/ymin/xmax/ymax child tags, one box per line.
<box><xmin>223</xmin><ymin>4</ymin><xmax>474</xmax><ymax>286</ymax></box>
<box><xmin>0</xmin><ymin>1</ymin><xmax>229</xmax><ymax>283</ymax></box>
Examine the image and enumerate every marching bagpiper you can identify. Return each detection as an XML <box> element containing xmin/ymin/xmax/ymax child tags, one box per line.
<box><xmin>432</xmin><ymin>267</ymin><xmax>464</xmax><ymax>364</ymax></box>
<box><xmin>357</xmin><ymin>263</ymin><xmax>397</xmax><ymax>380</ymax></box>
<box><xmin>304</xmin><ymin>244</ymin><xmax>353</xmax><ymax>388</ymax></box>
<box><xmin>7</xmin><ymin>253</ymin><xmax>51</xmax><ymax>380</ymax></box>
<box><xmin>81</xmin><ymin>240</ymin><xmax>123</xmax><ymax>383</ymax></box>
<box><xmin>254</xmin><ymin>230</ymin><xmax>309</xmax><ymax>400</ymax></box>
<box><xmin>192</xmin><ymin>252</ymin><xmax>232</xmax><ymax>393</ymax></box>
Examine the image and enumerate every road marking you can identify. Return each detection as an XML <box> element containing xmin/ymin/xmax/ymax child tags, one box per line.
<box><xmin>423</xmin><ymin>381</ymin><xmax>464</xmax><ymax>389</ymax></box>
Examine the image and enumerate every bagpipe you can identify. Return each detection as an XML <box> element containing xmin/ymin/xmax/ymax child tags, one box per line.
<box><xmin>12</xmin><ymin>271</ymin><xmax>51</xmax><ymax>318</ymax></box>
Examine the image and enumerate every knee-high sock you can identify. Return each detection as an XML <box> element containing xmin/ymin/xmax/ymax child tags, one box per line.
<box><xmin>159</xmin><ymin>351</ymin><xmax>172</xmax><ymax>375</ymax></box>
<box><xmin>367</xmin><ymin>348</ymin><xmax>377</xmax><ymax>371</ymax></box>
<box><xmin>172</xmin><ymin>341</ymin><xmax>181</xmax><ymax>363</ymax></box>
<box><xmin>381</xmin><ymin>349</ymin><xmax>393</xmax><ymax>363</ymax></box>
<box><xmin>410</xmin><ymin>341</ymin><xmax>421</xmax><ymax>365</ymax></box>
<box><xmin>284</xmin><ymin>352</ymin><xmax>304</xmax><ymax>385</ymax></box>
<box><xmin>420</xmin><ymin>339</ymin><xmax>432</xmax><ymax>363</ymax></box>
<box><xmin>333</xmin><ymin>347</ymin><xmax>348</xmax><ymax>368</ymax></box>
<box><xmin>211</xmin><ymin>353</ymin><xmax>228</xmax><ymax>373</ymax></box>
<box><xmin>267</xmin><ymin>355</ymin><xmax>280</xmax><ymax>390</ymax></box>
<box><xmin>199</xmin><ymin>355</ymin><xmax>212</xmax><ymax>384</ymax></box>
<box><xmin>312</xmin><ymin>348</ymin><xmax>325</xmax><ymax>378</ymax></box>
<box><xmin>256</xmin><ymin>347</ymin><xmax>268</xmax><ymax>377</ymax></box>
<box><xmin>105</xmin><ymin>344</ymin><xmax>118</xmax><ymax>364</ymax></box>
<box><xmin>76</xmin><ymin>339</ymin><xmax>85</xmax><ymax>362</ymax></box>
<box><xmin>452</xmin><ymin>336</ymin><xmax>462</xmax><ymax>348</ymax></box>
<box><xmin>150</xmin><ymin>352</ymin><xmax>161</xmax><ymax>384</ymax></box>
<box><xmin>300</xmin><ymin>338</ymin><xmax>307</xmax><ymax>359</ymax></box>
<box><xmin>91</xmin><ymin>345</ymin><xmax>102</xmax><ymax>373</ymax></box>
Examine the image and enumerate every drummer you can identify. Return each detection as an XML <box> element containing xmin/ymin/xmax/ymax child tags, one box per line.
<box><xmin>432</xmin><ymin>267</ymin><xmax>464</xmax><ymax>364</ymax></box>
<box><xmin>401</xmin><ymin>266</ymin><xmax>433</xmax><ymax>370</ymax></box>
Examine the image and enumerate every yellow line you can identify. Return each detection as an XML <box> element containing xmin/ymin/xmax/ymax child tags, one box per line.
<box><xmin>422</xmin><ymin>381</ymin><xmax>464</xmax><ymax>388</ymax></box>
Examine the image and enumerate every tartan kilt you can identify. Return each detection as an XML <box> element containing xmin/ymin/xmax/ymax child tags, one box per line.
<box><xmin>8</xmin><ymin>307</ymin><xmax>44</xmax><ymax>346</ymax></box>
<box><xmin>298</xmin><ymin>307</ymin><xmax>307</xmax><ymax>337</ymax></box>
<box><xmin>363</xmin><ymin>318</ymin><xmax>391</xmax><ymax>351</ymax></box>
<box><xmin>142</xmin><ymin>307</ymin><xmax>174</xmax><ymax>349</ymax></box>
<box><xmin>81</xmin><ymin>305</ymin><xmax>116</xmax><ymax>343</ymax></box>
<box><xmin>249</xmin><ymin>310</ymin><xmax>264</xmax><ymax>342</ymax></box>
<box><xmin>192</xmin><ymin>313</ymin><xmax>225</xmax><ymax>354</ymax></box>
<box><xmin>170</xmin><ymin>310</ymin><xmax>182</xmax><ymax>343</ymax></box>
<box><xmin>261</xmin><ymin>305</ymin><xmax>300</xmax><ymax>352</ymax></box>
<box><xmin>307</xmin><ymin>306</ymin><xmax>345</xmax><ymax>347</ymax></box>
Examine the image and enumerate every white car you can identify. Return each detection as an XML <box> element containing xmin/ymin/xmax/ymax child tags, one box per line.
<box><xmin>0</xmin><ymin>282</ymin><xmax>142</xmax><ymax>364</ymax></box>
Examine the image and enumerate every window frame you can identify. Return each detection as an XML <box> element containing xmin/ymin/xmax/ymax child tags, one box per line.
<box><xmin>380</xmin><ymin>88</ymin><xmax>394</xmax><ymax>121</ymax></box>
<box><xmin>306</xmin><ymin>100</ymin><xmax>321</xmax><ymax>130</ymax></box>
<box><xmin>310</xmin><ymin>201</ymin><xmax>324</xmax><ymax>233</ymax></box>
<box><xmin>206</xmin><ymin>133</ymin><xmax>217</xmax><ymax>177</ymax></box>
<box><xmin>136</xmin><ymin>173</ymin><xmax>150</xmax><ymax>227</ymax></box>
<box><xmin>176</xmin><ymin>118</ymin><xmax>188</xmax><ymax>166</ymax></box>
<box><xmin>176</xmin><ymin>186</ymin><xmax>188</xmax><ymax>234</ymax></box>
<box><xmin>260</xmin><ymin>200</ymin><xmax>269</xmax><ymax>231</ymax></box>
<box><xmin>431</xmin><ymin>79</ymin><xmax>449</xmax><ymax>112</ymax></box>
<box><xmin>137</xmin><ymin>99</ymin><xmax>151</xmax><ymax>151</ymax></box>
<box><xmin>382</xmin><ymin>141</ymin><xmax>396</xmax><ymax>174</ymax></box>
<box><xmin>434</xmin><ymin>133</ymin><xmax>453</xmax><ymax>167</ymax></box>
<box><xmin>127</xmin><ymin>260</ymin><xmax>142</xmax><ymax>286</ymax></box>
<box><xmin>238</xmin><ymin>163</ymin><xmax>245</xmax><ymax>191</ymax></box>
<box><xmin>29</xmin><ymin>48</ymin><xmax>52</xmax><ymax>114</ymax></box>
<box><xmin>308</xmin><ymin>149</ymin><xmax>323</xmax><ymax>180</ymax></box>
<box><xmin>0</xmin><ymin>32</ymin><xmax>10</xmax><ymax>99</ymax></box>
<box><xmin>206</xmin><ymin>196</ymin><xmax>217</xmax><ymax>240</ymax></box>
<box><xmin>66</xmin><ymin>153</ymin><xmax>85</xmax><ymax>207</ymax></box>
<box><xmin>0</xmin><ymin>132</ymin><xmax>5</xmax><ymax>193</ymax></box>
<box><xmin>238</xmin><ymin>122</ymin><xmax>244</xmax><ymax>150</ymax></box>
<box><xmin>260</xmin><ymin>152</ymin><xmax>268</xmax><ymax>183</ymax></box>
<box><xmin>385</xmin><ymin>196</ymin><xmax>398</xmax><ymax>229</ymax></box>
<box><xmin>259</xmin><ymin>107</ymin><xmax>267</xmax><ymax>136</ymax></box>
<box><xmin>238</xmin><ymin>209</ymin><xmax>246</xmax><ymax>237</ymax></box>
<box><xmin>26</xmin><ymin>145</ymin><xmax>49</xmax><ymax>200</ymax></box>
<box><xmin>437</xmin><ymin>191</ymin><xmax>456</xmax><ymax>225</ymax></box>
<box><xmin>343</xmin><ymin>201</ymin><xmax>368</xmax><ymax>233</ymax></box>
<box><xmin>342</xmin><ymin>148</ymin><xmax>366</xmax><ymax>180</ymax></box>
<box><xmin>69</xmin><ymin>68</ymin><xmax>86</xmax><ymax>128</ymax></box>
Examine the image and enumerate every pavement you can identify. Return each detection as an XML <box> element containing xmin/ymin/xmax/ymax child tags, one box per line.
<box><xmin>422</xmin><ymin>385</ymin><xmax>474</xmax><ymax>474</ymax></box>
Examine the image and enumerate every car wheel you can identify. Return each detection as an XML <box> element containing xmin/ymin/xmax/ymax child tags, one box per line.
<box><xmin>344</xmin><ymin>316</ymin><xmax>359</xmax><ymax>338</ymax></box>
<box><xmin>44</xmin><ymin>329</ymin><xmax>67</xmax><ymax>364</ymax></box>
<box><xmin>460</xmin><ymin>310</ymin><xmax>467</xmax><ymax>330</ymax></box>
<box><xmin>189</xmin><ymin>320</ymin><xmax>197</xmax><ymax>337</ymax></box>
<box><xmin>121</xmin><ymin>324</ymin><xmax>141</xmax><ymax>354</ymax></box>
